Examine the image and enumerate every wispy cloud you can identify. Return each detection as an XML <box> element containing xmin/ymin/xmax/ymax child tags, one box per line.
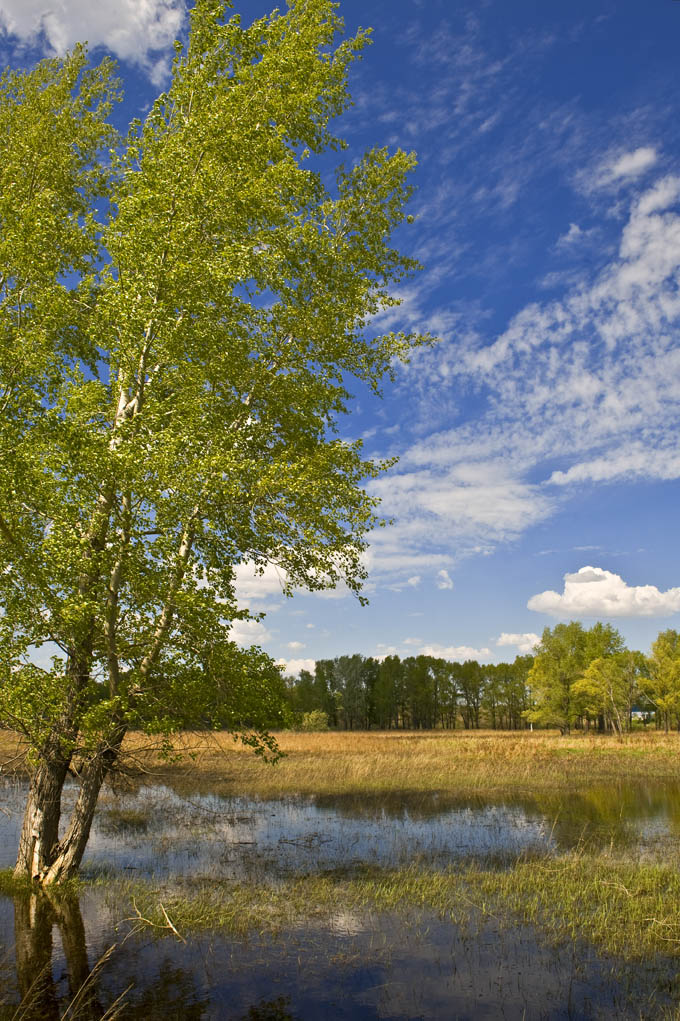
<box><xmin>603</xmin><ymin>146</ymin><xmax>658</xmax><ymax>182</ymax></box>
<box><xmin>436</xmin><ymin>569</ymin><xmax>454</xmax><ymax>590</ymax></box>
<box><xmin>366</xmin><ymin>174</ymin><xmax>680</xmax><ymax>578</ymax></box>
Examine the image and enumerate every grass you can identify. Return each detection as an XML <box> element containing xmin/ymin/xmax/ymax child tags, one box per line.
<box><xmin>119</xmin><ymin>728</ymin><xmax>680</xmax><ymax>797</ymax></box>
<box><xmin>4</xmin><ymin>727</ymin><xmax>680</xmax><ymax>798</ymax></box>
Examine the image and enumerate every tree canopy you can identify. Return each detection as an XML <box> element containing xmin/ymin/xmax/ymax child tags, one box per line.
<box><xmin>0</xmin><ymin>0</ymin><xmax>426</xmax><ymax>883</ymax></box>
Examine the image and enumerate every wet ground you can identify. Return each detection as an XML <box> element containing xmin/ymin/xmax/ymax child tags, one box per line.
<box><xmin>1</xmin><ymin>778</ymin><xmax>680</xmax><ymax>1018</ymax></box>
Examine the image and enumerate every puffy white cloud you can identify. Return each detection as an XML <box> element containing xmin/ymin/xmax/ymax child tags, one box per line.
<box><xmin>234</xmin><ymin>561</ymin><xmax>288</xmax><ymax>607</ymax></box>
<box><xmin>496</xmin><ymin>632</ymin><xmax>540</xmax><ymax>654</ymax></box>
<box><xmin>276</xmin><ymin>657</ymin><xmax>316</xmax><ymax>676</ymax></box>
<box><xmin>528</xmin><ymin>566</ymin><xmax>680</xmax><ymax>618</ymax></box>
<box><xmin>436</xmin><ymin>569</ymin><xmax>454</xmax><ymax>590</ymax></box>
<box><xmin>0</xmin><ymin>0</ymin><xmax>183</xmax><ymax>83</ymax></box>
<box><xmin>229</xmin><ymin>618</ymin><xmax>272</xmax><ymax>647</ymax></box>
<box><xmin>287</xmin><ymin>641</ymin><xmax>306</xmax><ymax>651</ymax></box>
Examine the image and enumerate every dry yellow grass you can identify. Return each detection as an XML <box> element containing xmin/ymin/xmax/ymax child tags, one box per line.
<box><xmin>2</xmin><ymin>727</ymin><xmax>680</xmax><ymax>796</ymax></box>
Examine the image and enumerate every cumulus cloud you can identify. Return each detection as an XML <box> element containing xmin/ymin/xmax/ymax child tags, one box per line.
<box><xmin>234</xmin><ymin>561</ymin><xmax>288</xmax><ymax>607</ymax></box>
<box><xmin>436</xmin><ymin>569</ymin><xmax>454</xmax><ymax>590</ymax></box>
<box><xmin>528</xmin><ymin>566</ymin><xmax>680</xmax><ymax>618</ymax></box>
<box><xmin>229</xmin><ymin>618</ymin><xmax>272</xmax><ymax>647</ymax></box>
<box><xmin>418</xmin><ymin>643</ymin><xmax>492</xmax><ymax>661</ymax></box>
<box><xmin>0</xmin><ymin>0</ymin><xmax>184</xmax><ymax>83</ymax></box>
<box><xmin>276</xmin><ymin>657</ymin><xmax>316</xmax><ymax>677</ymax></box>
<box><xmin>287</xmin><ymin>641</ymin><xmax>305</xmax><ymax>651</ymax></box>
<box><xmin>496</xmin><ymin>632</ymin><xmax>540</xmax><ymax>654</ymax></box>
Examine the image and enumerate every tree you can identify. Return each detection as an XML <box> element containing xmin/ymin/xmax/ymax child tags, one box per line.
<box><xmin>0</xmin><ymin>0</ymin><xmax>425</xmax><ymax>884</ymax></box>
<box><xmin>572</xmin><ymin>657</ymin><xmax>627</xmax><ymax>738</ymax></box>
<box><xmin>526</xmin><ymin>622</ymin><xmax>624</xmax><ymax>733</ymax></box>
<box><xmin>526</xmin><ymin>622</ymin><xmax>588</xmax><ymax>733</ymax></box>
<box><xmin>572</xmin><ymin>650</ymin><xmax>646</xmax><ymax>737</ymax></box>
<box><xmin>642</xmin><ymin>630</ymin><xmax>680</xmax><ymax>733</ymax></box>
<box><xmin>456</xmin><ymin>660</ymin><xmax>484</xmax><ymax>729</ymax></box>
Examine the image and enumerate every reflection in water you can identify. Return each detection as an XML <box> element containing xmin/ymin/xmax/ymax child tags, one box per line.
<box><xmin>239</xmin><ymin>997</ymin><xmax>297</xmax><ymax>1020</ymax></box>
<box><xmin>4</xmin><ymin>889</ymin><xmax>211</xmax><ymax>1019</ymax></box>
<box><xmin>5</xmin><ymin>887</ymin><xmax>665</xmax><ymax>1019</ymax></box>
<box><xmin>4</xmin><ymin>780</ymin><xmax>680</xmax><ymax>881</ymax></box>
<box><xmin>12</xmin><ymin>892</ymin><xmax>103</xmax><ymax>1020</ymax></box>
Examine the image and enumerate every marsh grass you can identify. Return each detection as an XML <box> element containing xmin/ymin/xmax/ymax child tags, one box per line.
<box><xmin>3</xmin><ymin>728</ymin><xmax>680</xmax><ymax>796</ymax></box>
<box><xmin>127</xmin><ymin>729</ymin><xmax>680</xmax><ymax>796</ymax></box>
<box><xmin>95</xmin><ymin>849</ymin><xmax>680</xmax><ymax>968</ymax></box>
<box><xmin>4</xmin><ymin>727</ymin><xmax>680</xmax><ymax>1004</ymax></box>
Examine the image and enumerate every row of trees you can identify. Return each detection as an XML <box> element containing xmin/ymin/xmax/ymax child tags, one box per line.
<box><xmin>283</xmin><ymin>653</ymin><xmax>530</xmax><ymax>735</ymax></box>
<box><xmin>284</xmin><ymin>623</ymin><xmax>680</xmax><ymax>734</ymax></box>
<box><xmin>286</xmin><ymin>654</ymin><xmax>533</xmax><ymax>731</ymax></box>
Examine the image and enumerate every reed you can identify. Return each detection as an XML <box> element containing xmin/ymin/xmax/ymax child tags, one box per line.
<box><xmin>3</xmin><ymin>727</ymin><xmax>680</xmax><ymax>796</ymax></box>
<box><xmin>124</xmin><ymin>728</ymin><xmax>680</xmax><ymax>797</ymax></box>
<box><xmin>91</xmin><ymin>850</ymin><xmax>680</xmax><ymax>963</ymax></box>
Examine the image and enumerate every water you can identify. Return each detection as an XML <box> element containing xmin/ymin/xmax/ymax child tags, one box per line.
<box><xmin>1</xmin><ymin>778</ymin><xmax>680</xmax><ymax>1018</ymax></box>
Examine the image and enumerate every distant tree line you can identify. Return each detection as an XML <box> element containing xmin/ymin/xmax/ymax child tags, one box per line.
<box><xmin>285</xmin><ymin>652</ymin><xmax>533</xmax><ymax>731</ymax></box>
<box><xmin>283</xmin><ymin>622</ymin><xmax>680</xmax><ymax>734</ymax></box>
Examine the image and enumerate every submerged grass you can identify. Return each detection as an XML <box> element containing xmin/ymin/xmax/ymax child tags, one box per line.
<box><xmin>101</xmin><ymin>850</ymin><xmax>680</xmax><ymax>964</ymax></box>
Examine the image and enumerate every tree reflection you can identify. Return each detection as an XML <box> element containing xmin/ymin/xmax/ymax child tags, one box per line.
<box><xmin>12</xmin><ymin>891</ymin><xmax>103</xmax><ymax>1020</ymax></box>
<box><xmin>7</xmin><ymin>890</ymin><xmax>209</xmax><ymax>1019</ymax></box>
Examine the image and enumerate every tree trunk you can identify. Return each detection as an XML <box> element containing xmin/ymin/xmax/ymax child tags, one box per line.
<box><xmin>14</xmin><ymin>734</ymin><xmax>74</xmax><ymax>880</ymax></box>
<box><xmin>14</xmin><ymin>655</ymin><xmax>90</xmax><ymax>881</ymax></box>
<box><xmin>40</xmin><ymin>731</ymin><xmax>125</xmax><ymax>886</ymax></box>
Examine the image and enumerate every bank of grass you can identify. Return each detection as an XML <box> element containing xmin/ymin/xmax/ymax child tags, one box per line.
<box><xmin>3</xmin><ymin>727</ymin><xmax>680</xmax><ymax>796</ymax></box>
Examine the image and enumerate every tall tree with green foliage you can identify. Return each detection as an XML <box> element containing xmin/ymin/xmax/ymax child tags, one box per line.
<box><xmin>527</xmin><ymin>621</ymin><xmax>624</xmax><ymax>733</ymax></box>
<box><xmin>0</xmin><ymin>0</ymin><xmax>425</xmax><ymax>884</ymax></box>
<box><xmin>642</xmin><ymin>630</ymin><xmax>680</xmax><ymax>733</ymax></box>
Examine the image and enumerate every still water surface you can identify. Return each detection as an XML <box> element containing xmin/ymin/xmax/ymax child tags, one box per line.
<box><xmin>1</xmin><ymin>778</ymin><xmax>679</xmax><ymax>1018</ymax></box>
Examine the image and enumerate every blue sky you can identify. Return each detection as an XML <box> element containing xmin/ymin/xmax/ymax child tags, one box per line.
<box><xmin>3</xmin><ymin>0</ymin><xmax>680</xmax><ymax>672</ymax></box>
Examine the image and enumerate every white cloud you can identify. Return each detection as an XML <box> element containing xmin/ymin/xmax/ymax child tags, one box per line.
<box><xmin>606</xmin><ymin>146</ymin><xmax>657</xmax><ymax>181</ymax></box>
<box><xmin>368</xmin><ymin>173</ymin><xmax>680</xmax><ymax>577</ymax></box>
<box><xmin>287</xmin><ymin>641</ymin><xmax>306</xmax><ymax>651</ymax></box>
<box><xmin>407</xmin><ymin>575</ymin><xmax>421</xmax><ymax>587</ymax></box>
<box><xmin>234</xmin><ymin>561</ymin><xmax>288</xmax><ymax>607</ymax></box>
<box><xmin>496</xmin><ymin>632</ymin><xmax>540</xmax><ymax>654</ymax></box>
<box><xmin>229</xmin><ymin>618</ymin><xmax>272</xmax><ymax>647</ymax></box>
<box><xmin>0</xmin><ymin>0</ymin><xmax>184</xmax><ymax>83</ymax></box>
<box><xmin>276</xmin><ymin>657</ymin><xmax>316</xmax><ymax>676</ymax></box>
<box><xmin>436</xmin><ymin>569</ymin><xmax>454</xmax><ymax>590</ymax></box>
<box><xmin>555</xmin><ymin>223</ymin><xmax>586</xmax><ymax>247</ymax></box>
<box><xmin>418</xmin><ymin>643</ymin><xmax>492</xmax><ymax>661</ymax></box>
<box><xmin>528</xmin><ymin>566</ymin><xmax>680</xmax><ymax>618</ymax></box>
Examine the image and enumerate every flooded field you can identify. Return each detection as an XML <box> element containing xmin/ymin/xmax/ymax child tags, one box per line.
<box><xmin>2</xmin><ymin>777</ymin><xmax>680</xmax><ymax>1018</ymax></box>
